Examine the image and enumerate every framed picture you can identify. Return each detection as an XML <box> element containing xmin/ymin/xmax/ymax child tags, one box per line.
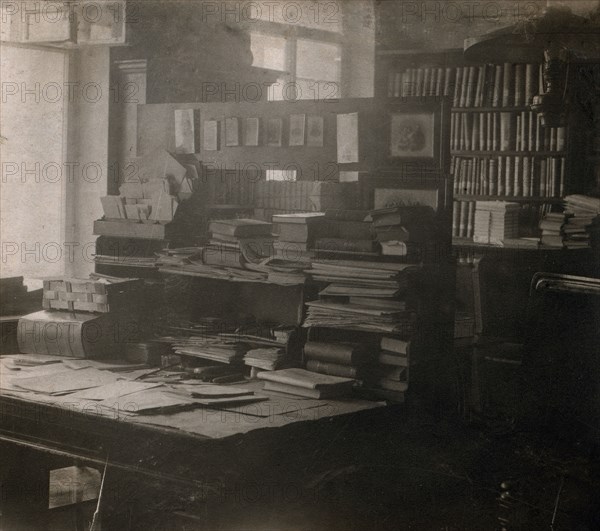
<box><xmin>383</xmin><ymin>99</ymin><xmax>449</xmax><ymax>174</ymax></box>
<box><xmin>266</xmin><ymin>118</ymin><xmax>283</xmax><ymax>147</ymax></box>
<box><xmin>203</xmin><ymin>120</ymin><xmax>219</xmax><ymax>151</ymax></box>
<box><xmin>225</xmin><ymin>117</ymin><xmax>240</xmax><ymax>147</ymax></box>
<box><xmin>245</xmin><ymin>117</ymin><xmax>259</xmax><ymax>146</ymax></box>
<box><xmin>306</xmin><ymin>115</ymin><xmax>324</xmax><ymax>147</ymax></box>
<box><xmin>289</xmin><ymin>114</ymin><xmax>306</xmax><ymax>146</ymax></box>
<box><xmin>359</xmin><ymin>172</ymin><xmax>451</xmax><ymax>214</ymax></box>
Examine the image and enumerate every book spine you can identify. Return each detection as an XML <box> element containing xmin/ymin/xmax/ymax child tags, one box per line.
<box><xmin>523</xmin><ymin>156</ymin><xmax>531</xmax><ymax>197</ymax></box>
<box><xmin>514</xmin><ymin>64</ymin><xmax>525</xmax><ymax>106</ymax></box>
<box><xmin>306</xmin><ymin>360</ymin><xmax>360</xmax><ymax>379</ymax></box>
<box><xmin>513</xmin><ymin>155</ymin><xmax>521</xmax><ymax>196</ymax></box>
<box><xmin>452</xmin><ymin>200</ymin><xmax>460</xmax><ymax>237</ymax></box>
<box><xmin>453</xmin><ymin>66</ymin><xmax>463</xmax><ymax>107</ymax></box>
<box><xmin>467</xmin><ymin>201</ymin><xmax>475</xmax><ymax>239</ymax></box>
<box><xmin>493</xmin><ymin>65</ymin><xmax>503</xmax><ymax>107</ymax></box>
<box><xmin>525</xmin><ymin>63</ymin><xmax>537</xmax><ymax>104</ymax></box>
<box><xmin>459</xmin><ymin>200</ymin><xmax>468</xmax><ymax>237</ymax></box>
<box><xmin>502</xmin><ymin>63</ymin><xmax>513</xmax><ymax>107</ymax></box>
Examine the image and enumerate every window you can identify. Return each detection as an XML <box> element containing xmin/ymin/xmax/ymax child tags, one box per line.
<box><xmin>250</xmin><ymin>26</ymin><xmax>342</xmax><ymax>101</ymax></box>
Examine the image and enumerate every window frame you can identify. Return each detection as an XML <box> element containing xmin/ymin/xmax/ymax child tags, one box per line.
<box><xmin>249</xmin><ymin>20</ymin><xmax>344</xmax><ymax>99</ymax></box>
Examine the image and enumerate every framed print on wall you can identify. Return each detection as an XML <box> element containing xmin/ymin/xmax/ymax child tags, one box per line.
<box><xmin>245</xmin><ymin>117</ymin><xmax>260</xmax><ymax>146</ymax></box>
<box><xmin>266</xmin><ymin>118</ymin><xmax>283</xmax><ymax>147</ymax></box>
<box><xmin>225</xmin><ymin>117</ymin><xmax>240</xmax><ymax>147</ymax></box>
<box><xmin>289</xmin><ymin>114</ymin><xmax>306</xmax><ymax>146</ymax></box>
<box><xmin>383</xmin><ymin>98</ymin><xmax>450</xmax><ymax>175</ymax></box>
<box><xmin>306</xmin><ymin>115</ymin><xmax>324</xmax><ymax>147</ymax></box>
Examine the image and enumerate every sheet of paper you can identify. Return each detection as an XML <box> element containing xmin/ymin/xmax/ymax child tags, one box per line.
<box><xmin>13</xmin><ymin>367</ymin><xmax>121</xmax><ymax>395</ymax></box>
<box><xmin>336</xmin><ymin>112</ymin><xmax>359</xmax><ymax>163</ymax></box>
<box><xmin>174</xmin><ymin>108</ymin><xmax>195</xmax><ymax>154</ymax></box>
<box><xmin>67</xmin><ymin>380</ymin><xmax>162</xmax><ymax>401</ymax></box>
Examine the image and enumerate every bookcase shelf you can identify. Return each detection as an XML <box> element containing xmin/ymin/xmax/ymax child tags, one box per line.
<box><xmin>451</xmin><ymin>150</ymin><xmax>566</xmax><ymax>157</ymax></box>
<box><xmin>451</xmin><ymin>107</ymin><xmax>531</xmax><ymax>113</ymax></box>
<box><xmin>454</xmin><ymin>195</ymin><xmax>563</xmax><ymax>204</ymax></box>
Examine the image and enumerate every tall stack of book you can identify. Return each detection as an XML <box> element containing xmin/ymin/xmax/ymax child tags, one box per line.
<box><xmin>366</xmin><ymin>206</ymin><xmax>434</xmax><ymax>257</ymax></box>
<box><xmin>314</xmin><ymin>210</ymin><xmax>376</xmax><ymax>255</ymax></box>
<box><xmin>473</xmin><ymin>201</ymin><xmax>520</xmax><ymax>244</ymax></box>
<box><xmin>304</xmin><ymin>260</ymin><xmax>418</xmax><ymax>333</ymax></box>
<box><xmin>539</xmin><ymin>212</ymin><xmax>569</xmax><ymax>247</ymax></box>
<box><xmin>362</xmin><ymin>336</ymin><xmax>410</xmax><ymax>402</ymax></box>
<box><xmin>303</xmin><ymin>340</ymin><xmax>372</xmax><ymax>379</ymax></box>
<box><xmin>563</xmin><ymin>195</ymin><xmax>600</xmax><ymax>249</ymax></box>
<box><xmin>272</xmin><ymin>212</ymin><xmax>325</xmax><ymax>260</ymax></box>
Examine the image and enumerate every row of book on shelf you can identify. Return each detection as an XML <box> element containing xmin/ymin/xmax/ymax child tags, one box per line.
<box><xmin>453</xmin><ymin>200</ymin><xmax>547</xmax><ymax>242</ymax></box>
<box><xmin>387</xmin><ymin>63</ymin><xmax>543</xmax><ymax>108</ymax></box>
<box><xmin>452</xmin><ymin>195</ymin><xmax>600</xmax><ymax>247</ymax></box>
<box><xmin>452</xmin><ymin>155</ymin><xmax>565</xmax><ymax>198</ymax></box>
<box><xmin>450</xmin><ymin>111</ymin><xmax>565</xmax><ymax>153</ymax></box>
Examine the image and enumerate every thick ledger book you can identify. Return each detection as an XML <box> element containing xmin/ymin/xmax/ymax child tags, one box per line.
<box><xmin>304</xmin><ymin>340</ymin><xmax>370</xmax><ymax>365</ymax></box>
<box><xmin>17</xmin><ymin>311</ymin><xmax>116</xmax><ymax>358</ymax></box>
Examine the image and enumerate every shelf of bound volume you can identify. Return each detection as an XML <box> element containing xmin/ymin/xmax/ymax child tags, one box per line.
<box><xmin>377</xmin><ymin>52</ymin><xmax>593</xmax><ymax>249</ymax></box>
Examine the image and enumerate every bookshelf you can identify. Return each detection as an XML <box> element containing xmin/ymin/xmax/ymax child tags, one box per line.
<box><xmin>376</xmin><ymin>49</ymin><xmax>594</xmax><ymax>245</ymax></box>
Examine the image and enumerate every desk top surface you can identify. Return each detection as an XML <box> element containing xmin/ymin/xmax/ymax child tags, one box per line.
<box><xmin>0</xmin><ymin>355</ymin><xmax>384</xmax><ymax>442</ymax></box>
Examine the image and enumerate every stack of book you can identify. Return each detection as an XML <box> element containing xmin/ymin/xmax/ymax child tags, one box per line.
<box><xmin>257</xmin><ymin>368</ymin><xmax>355</xmax><ymax>399</ymax></box>
<box><xmin>304</xmin><ymin>260</ymin><xmax>418</xmax><ymax>333</ymax></box>
<box><xmin>244</xmin><ymin>347</ymin><xmax>288</xmax><ymax>372</ymax></box>
<box><xmin>473</xmin><ymin>201</ymin><xmax>520</xmax><ymax>244</ymax></box>
<box><xmin>304</xmin><ymin>340</ymin><xmax>372</xmax><ymax>379</ymax></box>
<box><xmin>171</xmin><ymin>336</ymin><xmax>248</xmax><ymax>365</ymax></box>
<box><xmin>366</xmin><ymin>206</ymin><xmax>434</xmax><ymax>257</ymax></box>
<box><xmin>563</xmin><ymin>195</ymin><xmax>600</xmax><ymax>249</ymax></box>
<box><xmin>362</xmin><ymin>336</ymin><xmax>409</xmax><ymax>401</ymax></box>
<box><xmin>314</xmin><ymin>210</ymin><xmax>376</xmax><ymax>255</ymax></box>
<box><xmin>271</xmin><ymin>212</ymin><xmax>324</xmax><ymax>260</ymax></box>
<box><xmin>539</xmin><ymin>212</ymin><xmax>569</xmax><ymax>247</ymax></box>
<box><xmin>208</xmin><ymin>219</ymin><xmax>273</xmax><ymax>267</ymax></box>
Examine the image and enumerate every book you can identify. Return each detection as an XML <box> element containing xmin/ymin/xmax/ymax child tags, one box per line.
<box><xmin>272</xmin><ymin>213</ymin><xmax>325</xmax><ymax>224</ymax></box>
<box><xmin>257</xmin><ymin>368</ymin><xmax>355</xmax><ymax>398</ymax></box>
<box><xmin>306</xmin><ymin>360</ymin><xmax>361</xmax><ymax>379</ymax></box>
<box><xmin>323</xmin><ymin>219</ymin><xmax>374</xmax><ymax>240</ymax></box>
<box><xmin>378</xmin><ymin>351</ymin><xmax>409</xmax><ymax>367</ymax></box>
<box><xmin>372</xmin><ymin>378</ymin><xmax>408</xmax><ymax>393</ymax></box>
<box><xmin>304</xmin><ymin>341</ymin><xmax>370</xmax><ymax>366</ymax></box>
<box><xmin>275</xmin><ymin>223</ymin><xmax>311</xmax><ymax>243</ymax></box>
<box><xmin>315</xmin><ymin>238</ymin><xmax>376</xmax><ymax>254</ymax></box>
<box><xmin>209</xmin><ymin>219</ymin><xmax>272</xmax><ymax>238</ymax></box>
<box><xmin>381</xmin><ymin>337</ymin><xmax>410</xmax><ymax>355</ymax></box>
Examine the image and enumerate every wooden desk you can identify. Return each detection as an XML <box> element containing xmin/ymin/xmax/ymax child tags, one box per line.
<box><xmin>0</xmin><ymin>377</ymin><xmax>384</xmax><ymax>488</ymax></box>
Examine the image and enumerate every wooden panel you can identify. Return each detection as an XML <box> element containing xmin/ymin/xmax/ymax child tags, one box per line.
<box><xmin>136</xmin><ymin>99</ymin><xmax>390</xmax><ymax>181</ymax></box>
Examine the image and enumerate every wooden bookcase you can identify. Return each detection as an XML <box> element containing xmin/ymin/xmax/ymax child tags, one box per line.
<box><xmin>376</xmin><ymin>48</ymin><xmax>594</xmax><ymax>246</ymax></box>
